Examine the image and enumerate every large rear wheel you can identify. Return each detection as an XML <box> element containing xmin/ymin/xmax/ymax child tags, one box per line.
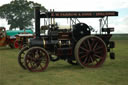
<box><xmin>75</xmin><ymin>36</ymin><xmax>107</xmax><ymax>68</ymax></box>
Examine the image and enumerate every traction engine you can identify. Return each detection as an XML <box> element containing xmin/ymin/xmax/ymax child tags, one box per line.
<box><xmin>18</xmin><ymin>7</ymin><xmax>118</xmax><ymax>72</ymax></box>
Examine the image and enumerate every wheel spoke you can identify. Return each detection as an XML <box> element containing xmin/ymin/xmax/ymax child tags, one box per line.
<box><xmin>92</xmin><ymin>55</ymin><xmax>99</xmax><ymax>63</ymax></box>
<box><xmin>80</xmin><ymin>54</ymin><xmax>87</xmax><ymax>59</ymax></box>
<box><xmin>94</xmin><ymin>46</ymin><xmax>103</xmax><ymax>51</ymax></box>
<box><xmin>87</xmin><ymin>39</ymin><xmax>91</xmax><ymax>50</ymax></box>
<box><xmin>83</xmin><ymin>57</ymin><xmax>88</xmax><ymax>64</ymax></box>
<box><xmin>91</xmin><ymin>38</ymin><xmax>95</xmax><ymax>46</ymax></box>
<box><xmin>93</xmin><ymin>42</ymin><xmax>98</xmax><ymax>50</ymax></box>
<box><xmin>80</xmin><ymin>47</ymin><xmax>89</xmax><ymax>52</ymax></box>
<box><xmin>90</xmin><ymin>56</ymin><xmax>94</xmax><ymax>63</ymax></box>
<box><xmin>79</xmin><ymin>52</ymin><xmax>87</xmax><ymax>57</ymax></box>
<box><xmin>83</xmin><ymin>41</ymin><xmax>88</xmax><ymax>49</ymax></box>
<box><xmin>94</xmin><ymin>54</ymin><xmax>102</xmax><ymax>59</ymax></box>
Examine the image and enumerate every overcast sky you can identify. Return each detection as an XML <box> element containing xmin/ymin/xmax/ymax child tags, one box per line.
<box><xmin>0</xmin><ymin>0</ymin><xmax>128</xmax><ymax>33</ymax></box>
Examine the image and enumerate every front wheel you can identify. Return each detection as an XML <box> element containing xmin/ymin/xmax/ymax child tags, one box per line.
<box><xmin>74</xmin><ymin>36</ymin><xmax>107</xmax><ymax>68</ymax></box>
<box><xmin>24</xmin><ymin>47</ymin><xmax>50</xmax><ymax>72</ymax></box>
<box><xmin>18</xmin><ymin>46</ymin><xmax>29</xmax><ymax>69</ymax></box>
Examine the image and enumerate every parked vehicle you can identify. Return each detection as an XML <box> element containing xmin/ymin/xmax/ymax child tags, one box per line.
<box><xmin>0</xmin><ymin>27</ymin><xmax>15</xmax><ymax>48</ymax></box>
<box><xmin>18</xmin><ymin>7</ymin><xmax>118</xmax><ymax>72</ymax></box>
<box><xmin>0</xmin><ymin>27</ymin><xmax>33</xmax><ymax>48</ymax></box>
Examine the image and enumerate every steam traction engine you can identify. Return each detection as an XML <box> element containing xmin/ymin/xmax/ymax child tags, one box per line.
<box><xmin>18</xmin><ymin>7</ymin><xmax>118</xmax><ymax>72</ymax></box>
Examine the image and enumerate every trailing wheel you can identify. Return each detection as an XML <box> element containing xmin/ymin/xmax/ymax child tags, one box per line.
<box><xmin>18</xmin><ymin>46</ymin><xmax>29</xmax><ymax>69</ymax></box>
<box><xmin>75</xmin><ymin>36</ymin><xmax>107</xmax><ymax>68</ymax></box>
<box><xmin>24</xmin><ymin>47</ymin><xmax>50</xmax><ymax>72</ymax></box>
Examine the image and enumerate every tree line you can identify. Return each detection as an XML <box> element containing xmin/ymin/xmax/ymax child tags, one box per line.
<box><xmin>0</xmin><ymin>0</ymin><xmax>47</xmax><ymax>30</ymax></box>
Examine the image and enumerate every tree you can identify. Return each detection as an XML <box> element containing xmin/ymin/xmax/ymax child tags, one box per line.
<box><xmin>0</xmin><ymin>0</ymin><xmax>47</xmax><ymax>30</ymax></box>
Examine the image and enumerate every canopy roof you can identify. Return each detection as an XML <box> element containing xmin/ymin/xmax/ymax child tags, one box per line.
<box><xmin>6</xmin><ymin>29</ymin><xmax>33</xmax><ymax>36</ymax></box>
<box><xmin>40</xmin><ymin>11</ymin><xmax>118</xmax><ymax>18</ymax></box>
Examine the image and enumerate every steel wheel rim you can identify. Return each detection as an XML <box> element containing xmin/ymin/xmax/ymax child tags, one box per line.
<box><xmin>18</xmin><ymin>46</ymin><xmax>29</xmax><ymax>69</ymax></box>
<box><xmin>24</xmin><ymin>47</ymin><xmax>49</xmax><ymax>72</ymax></box>
<box><xmin>75</xmin><ymin>36</ymin><xmax>107</xmax><ymax>68</ymax></box>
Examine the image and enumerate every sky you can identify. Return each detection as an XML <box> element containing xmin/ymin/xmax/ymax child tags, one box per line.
<box><xmin>0</xmin><ymin>0</ymin><xmax>128</xmax><ymax>33</ymax></box>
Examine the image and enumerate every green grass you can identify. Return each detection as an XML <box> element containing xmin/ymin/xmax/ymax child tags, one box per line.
<box><xmin>0</xmin><ymin>40</ymin><xmax>128</xmax><ymax>85</ymax></box>
<box><xmin>111</xmin><ymin>34</ymin><xmax>128</xmax><ymax>40</ymax></box>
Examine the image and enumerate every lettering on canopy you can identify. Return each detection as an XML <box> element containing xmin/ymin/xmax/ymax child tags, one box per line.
<box><xmin>41</xmin><ymin>11</ymin><xmax>118</xmax><ymax>18</ymax></box>
<box><xmin>40</xmin><ymin>11</ymin><xmax>118</xmax><ymax>18</ymax></box>
<box><xmin>51</xmin><ymin>12</ymin><xmax>117</xmax><ymax>17</ymax></box>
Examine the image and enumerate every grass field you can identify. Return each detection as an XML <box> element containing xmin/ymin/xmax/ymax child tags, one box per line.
<box><xmin>0</xmin><ymin>40</ymin><xmax>128</xmax><ymax>85</ymax></box>
<box><xmin>111</xmin><ymin>34</ymin><xmax>128</xmax><ymax>40</ymax></box>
